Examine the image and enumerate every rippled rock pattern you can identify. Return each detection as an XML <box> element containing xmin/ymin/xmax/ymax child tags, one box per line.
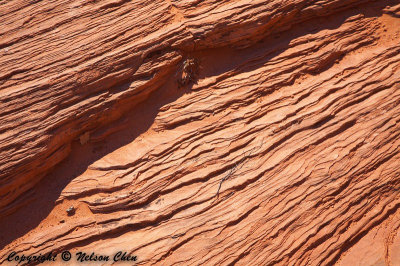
<box><xmin>1</xmin><ymin>0</ymin><xmax>400</xmax><ymax>265</ymax></box>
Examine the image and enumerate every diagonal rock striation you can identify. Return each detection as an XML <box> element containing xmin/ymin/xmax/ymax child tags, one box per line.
<box><xmin>1</xmin><ymin>0</ymin><xmax>400</xmax><ymax>265</ymax></box>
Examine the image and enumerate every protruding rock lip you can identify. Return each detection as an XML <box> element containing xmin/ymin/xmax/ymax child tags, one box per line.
<box><xmin>1</xmin><ymin>0</ymin><xmax>400</xmax><ymax>264</ymax></box>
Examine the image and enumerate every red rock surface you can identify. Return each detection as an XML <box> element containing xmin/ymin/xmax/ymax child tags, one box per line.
<box><xmin>1</xmin><ymin>0</ymin><xmax>400</xmax><ymax>265</ymax></box>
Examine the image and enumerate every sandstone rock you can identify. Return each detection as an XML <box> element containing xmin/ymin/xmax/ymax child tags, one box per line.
<box><xmin>79</xmin><ymin>132</ymin><xmax>90</xmax><ymax>146</ymax></box>
<box><xmin>1</xmin><ymin>0</ymin><xmax>400</xmax><ymax>265</ymax></box>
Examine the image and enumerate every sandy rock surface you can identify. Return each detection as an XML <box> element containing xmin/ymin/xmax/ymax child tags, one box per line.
<box><xmin>1</xmin><ymin>0</ymin><xmax>400</xmax><ymax>265</ymax></box>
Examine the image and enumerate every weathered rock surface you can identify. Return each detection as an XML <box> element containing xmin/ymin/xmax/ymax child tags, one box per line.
<box><xmin>1</xmin><ymin>0</ymin><xmax>400</xmax><ymax>265</ymax></box>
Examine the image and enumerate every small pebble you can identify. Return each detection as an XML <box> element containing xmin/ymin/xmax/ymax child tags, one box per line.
<box><xmin>66</xmin><ymin>206</ymin><xmax>75</xmax><ymax>216</ymax></box>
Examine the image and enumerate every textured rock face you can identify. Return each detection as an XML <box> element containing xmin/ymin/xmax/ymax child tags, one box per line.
<box><xmin>1</xmin><ymin>0</ymin><xmax>400</xmax><ymax>265</ymax></box>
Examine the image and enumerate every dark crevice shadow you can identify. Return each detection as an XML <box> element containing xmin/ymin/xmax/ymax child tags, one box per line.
<box><xmin>0</xmin><ymin>74</ymin><xmax>192</xmax><ymax>250</ymax></box>
<box><xmin>0</xmin><ymin>0</ymin><xmax>395</xmax><ymax>251</ymax></box>
<box><xmin>194</xmin><ymin>0</ymin><xmax>389</xmax><ymax>81</ymax></box>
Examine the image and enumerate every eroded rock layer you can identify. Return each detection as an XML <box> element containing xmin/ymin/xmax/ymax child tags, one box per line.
<box><xmin>1</xmin><ymin>0</ymin><xmax>400</xmax><ymax>265</ymax></box>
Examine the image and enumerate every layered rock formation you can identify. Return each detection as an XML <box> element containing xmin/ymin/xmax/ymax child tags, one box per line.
<box><xmin>1</xmin><ymin>0</ymin><xmax>400</xmax><ymax>264</ymax></box>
